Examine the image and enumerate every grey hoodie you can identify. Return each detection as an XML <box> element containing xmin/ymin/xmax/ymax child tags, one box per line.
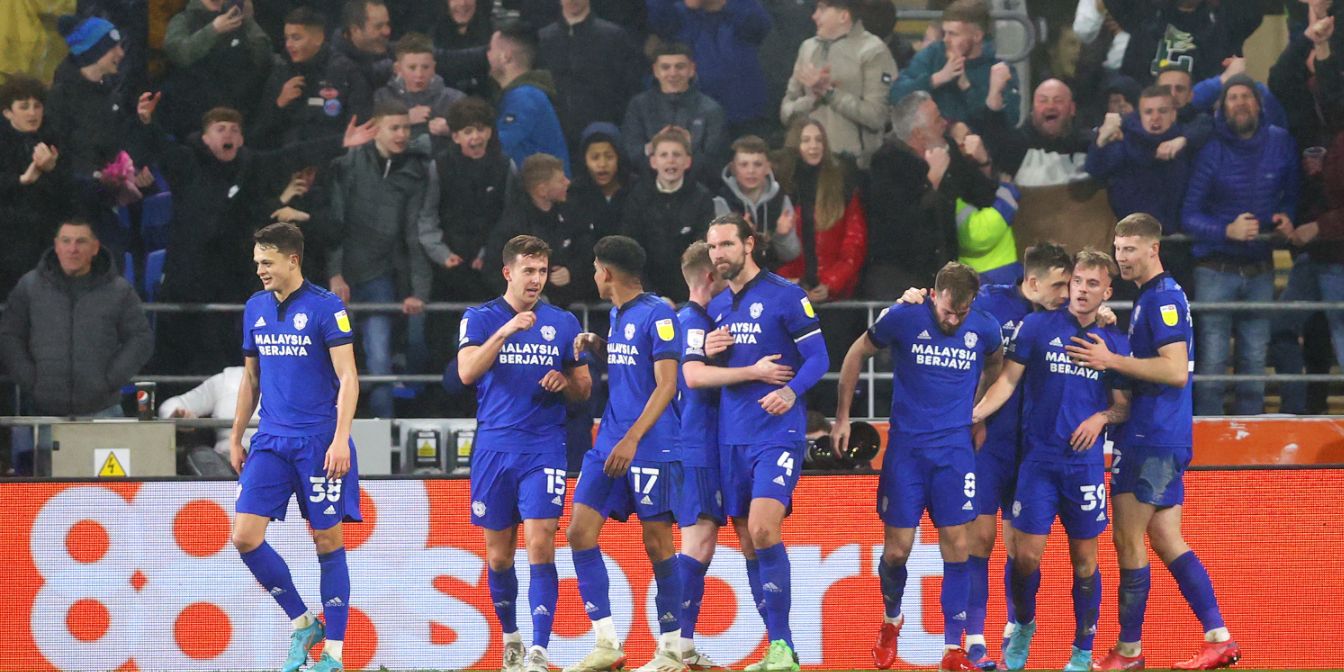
<box><xmin>374</xmin><ymin>74</ymin><xmax>466</xmax><ymax>138</ymax></box>
<box><xmin>712</xmin><ymin>164</ymin><xmax>801</xmax><ymax>265</ymax></box>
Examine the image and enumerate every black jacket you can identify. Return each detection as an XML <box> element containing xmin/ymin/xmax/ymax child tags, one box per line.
<box><xmin>333</xmin><ymin>33</ymin><xmax>394</xmax><ymax>92</ymax></box>
<box><xmin>45</xmin><ymin>60</ymin><xmax>139</xmax><ymax>179</ymax></box>
<box><xmin>864</xmin><ymin>139</ymin><xmax>997</xmax><ymax>287</ymax></box>
<box><xmin>1105</xmin><ymin>0</ymin><xmax>1262</xmax><ymax>84</ymax></box>
<box><xmin>0</xmin><ymin>123</ymin><xmax>75</xmax><ymax>294</ymax></box>
<box><xmin>251</xmin><ymin>44</ymin><xmax>372</xmax><ymax>149</ymax></box>
<box><xmin>537</xmin><ymin>14</ymin><xmax>645</xmax><ymax>149</ymax></box>
<box><xmin>159</xmin><ymin>0</ymin><xmax>273</xmax><ymax>138</ymax></box>
<box><xmin>0</xmin><ymin>248</ymin><xmax>154</xmax><ymax>416</ymax></box>
<box><xmin>620</xmin><ymin>178</ymin><xmax>715</xmax><ymax>303</ymax></box>
<box><xmin>435</xmin><ymin>144</ymin><xmax>514</xmax><ymax>263</ymax></box>
<box><xmin>621</xmin><ymin>87</ymin><xmax>729</xmax><ymax>187</ymax></box>
<box><xmin>488</xmin><ymin>193</ymin><xmax>597</xmax><ymax>306</ymax></box>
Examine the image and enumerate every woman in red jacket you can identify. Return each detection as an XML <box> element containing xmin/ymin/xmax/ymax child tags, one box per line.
<box><xmin>773</xmin><ymin>117</ymin><xmax>868</xmax><ymax>301</ymax></box>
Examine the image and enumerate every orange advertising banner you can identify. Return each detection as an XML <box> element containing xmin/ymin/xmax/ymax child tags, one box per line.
<box><xmin>0</xmin><ymin>471</ymin><xmax>1339</xmax><ymax>671</ymax></box>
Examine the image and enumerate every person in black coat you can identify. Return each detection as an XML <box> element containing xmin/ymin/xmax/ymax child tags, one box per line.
<box><xmin>536</xmin><ymin>0</ymin><xmax>645</xmax><ymax>152</ymax></box>
<box><xmin>0</xmin><ymin>76</ymin><xmax>76</xmax><ymax>297</ymax></box>
<box><xmin>619</xmin><ymin>127</ymin><xmax>715</xmax><ymax>303</ymax></box>
<box><xmin>333</xmin><ymin>0</ymin><xmax>395</xmax><ymax>91</ymax></box>
<box><xmin>1104</xmin><ymin>0</ymin><xmax>1262</xmax><ymax>85</ymax></box>
<box><xmin>250</xmin><ymin>7</ymin><xmax>373</xmax><ymax>149</ymax></box>
<box><xmin>433</xmin><ymin>97</ymin><xmax>514</xmax><ymax>302</ymax></box>
<box><xmin>487</xmin><ymin>153</ymin><xmax>597</xmax><ymax>306</ymax></box>
<box><xmin>568</xmin><ymin>122</ymin><xmax>634</xmax><ymax>243</ymax></box>
<box><xmin>45</xmin><ymin>15</ymin><xmax>139</xmax><ymax>185</ymax></box>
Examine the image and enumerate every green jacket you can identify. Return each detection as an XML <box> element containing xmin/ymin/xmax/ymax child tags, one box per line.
<box><xmin>889</xmin><ymin>39</ymin><xmax>1020</xmax><ymax>127</ymax></box>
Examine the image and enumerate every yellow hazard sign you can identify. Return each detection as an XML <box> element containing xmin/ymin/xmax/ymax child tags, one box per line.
<box><xmin>95</xmin><ymin>448</ymin><xmax>130</xmax><ymax>477</ymax></box>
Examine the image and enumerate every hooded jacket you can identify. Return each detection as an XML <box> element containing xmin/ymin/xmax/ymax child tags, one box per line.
<box><xmin>1182</xmin><ymin>113</ymin><xmax>1300</xmax><ymax>262</ymax></box>
<box><xmin>496</xmin><ymin>69</ymin><xmax>571</xmax><ymax>174</ymax></box>
<box><xmin>327</xmin><ymin>135</ymin><xmax>439</xmax><ymax>300</ymax></box>
<box><xmin>0</xmin><ymin>247</ymin><xmax>153</xmax><ymax>416</ymax></box>
<box><xmin>251</xmin><ymin>43</ymin><xmax>372</xmax><ymax>149</ymax></box>
<box><xmin>568</xmin><ymin>129</ymin><xmax>633</xmax><ymax>242</ymax></box>
<box><xmin>1085</xmin><ymin>112</ymin><xmax>1201</xmax><ymax>234</ymax></box>
<box><xmin>889</xmin><ymin>38</ymin><xmax>1021</xmax><ymax>126</ymax></box>
<box><xmin>712</xmin><ymin>164</ymin><xmax>799</xmax><ymax>268</ymax></box>
<box><xmin>620</xmin><ymin>176</ymin><xmax>715</xmax><ymax>303</ymax></box>
<box><xmin>780</xmin><ymin>21</ymin><xmax>898</xmax><ymax>167</ymax></box>
<box><xmin>621</xmin><ymin>85</ymin><xmax>728</xmax><ymax>187</ymax></box>
<box><xmin>160</xmin><ymin>0</ymin><xmax>272</xmax><ymax>137</ymax></box>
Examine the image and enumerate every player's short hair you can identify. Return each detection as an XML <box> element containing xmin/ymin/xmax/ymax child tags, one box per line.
<box><xmin>707</xmin><ymin>213</ymin><xmax>756</xmax><ymax>246</ymax></box>
<box><xmin>0</xmin><ymin>74</ymin><xmax>46</xmax><ymax>109</ymax></box>
<box><xmin>650</xmin><ymin>127</ymin><xmax>693</xmax><ymax>156</ymax></box>
<box><xmin>447</xmin><ymin>97</ymin><xmax>495</xmax><ymax>131</ymax></box>
<box><xmin>594</xmin><ymin>235</ymin><xmax>647</xmax><ymax>277</ymax></box>
<box><xmin>284</xmin><ymin>7</ymin><xmax>327</xmax><ymax>30</ymax></box>
<box><xmin>730</xmin><ymin>135</ymin><xmax>770</xmax><ymax>158</ymax></box>
<box><xmin>681</xmin><ymin>240</ymin><xmax>713</xmax><ymax>273</ymax></box>
<box><xmin>395</xmin><ymin>32</ymin><xmax>434</xmax><ymax>59</ymax></box>
<box><xmin>652</xmin><ymin>41</ymin><xmax>694</xmax><ymax>62</ymax></box>
<box><xmin>1074</xmin><ymin>248</ymin><xmax>1118</xmax><ymax>277</ymax></box>
<box><xmin>495</xmin><ymin>23</ymin><xmax>537</xmax><ymax>69</ymax></box>
<box><xmin>373</xmin><ymin>99</ymin><xmax>409</xmax><ymax>119</ymax></box>
<box><xmin>503</xmin><ymin>234</ymin><xmax>550</xmax><ymax>266</ymax></box>
<box><xmin>942</xmin><ymin>0</ymin><xmax>990</xmax><ymax>33</ymax></box>
<box><xmin>1115</xmin><ymin>212</ymin><xmax>1163</xmax><ymax>240</ymax></box>
<box><xmin>255</xmin><ymin>222</ymin><xmax>305</xmax><ymax>261</ymax></box>
<box><xmin>342</xmin><ymin>0</ymin><xmax>386</xmax><ymax>31</ymax></box>
<box><xmin>1140</xmin><ymin>84</ymin><xmax>1173</xmax><ymax>103</ymax></box>
<box><xmin>934</xmin><ymin>261</ymin><xmax>980</xmax><ymax>307</ymax></box>
<box><xmin>520</xmin><ymin>153</ymin><xmax>565</xmax><ymax>193</ymax></box>
<box><xmin>1022</xmin><ymin>241</ymin><xmax>1072</xmax><ymax>279</ymax></box>
<box><xmin>201</xmin><ymin>106</ymin><xmax>243</xmax><ymax>132</ymax></box>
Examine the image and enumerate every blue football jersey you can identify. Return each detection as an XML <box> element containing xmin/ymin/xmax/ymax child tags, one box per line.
<box><xmin>596</xmin><ymin>293</ymin><xmax>682</xmax><ymax>461</ymax></box>
<box><xmin>706</xmin><ymin>272</ymin><xmax>822</xmax><ymax>446</ymax></box>
<box><xmin>677</xmin><ymin>302</ymin><xmax>719</xmax><ymax>469</ymax></box>
<box><xmin>1009</xmin><ymin>308</ymin><xmax>1130</xmax><ymax>462</ymax></box>
<box><xmin>868</xmin><ymin>302</ymin><xmax>1004</xmax><ymax>447</ymax></box>
<box><xmin>242</xmin><ymin>281</ymin><xmax>354</xmax><ymax>436</ymax></box>
<box><xmin>459</xmin><ymin>298</ymin><xmax>585</xmax><ymax>455</ymax></box>
<box><xmin>973</xmin><ymin>283</ymin><xmax>1034</xmax><ymax>453</ymax></box>
<box><xmin>1121</xmin><ymin>273</ymin><xmax>1194</xmax><ymax>449</ymax></box>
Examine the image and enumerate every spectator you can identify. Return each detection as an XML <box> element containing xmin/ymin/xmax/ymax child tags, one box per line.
<box><xmin>374</xmin><ymin>32</ymin><xmax>465</xmax><ymax>145</ymax></box>
<box><xmin>327</xmin><ymin>100</ymin><xmax>440</xmax><ymax>419</ymax></box>
<box><xmin>158</xmin><ymin>366</ymin><xmax>257</xmax><ymax>476</ymax></box>
<box><xmin>1270</xmin><ymin>15</ymin><xmax>1340</xmax><ymax>153</ymax></box>
<box><xmin>1183</xmin><ymin>74</ymin><xmax>1300</xmax><ymax>416</ymax></box>
<box><xmin>488</xmin><ymin>24</ymin><xmax>570</xmax><ymax>173</ymax></box>
<box><xmin>621</xmin><ymin>42</ymin><xmax>728</xmax><ymax>188</ymax></box>
<box><xmin>712</xmin><ymin>134</ymin><xmax>797</xmax><ymax>269</ymax></box>
<box><xmin>1155</xmin><ymin>63</ymin><xmax>1214</xmax><ymax>143</ymax></box>
<box><xmin>1073</xmin><ymin>0</ymin><xmax>1130</xmax><ymax>75</ymax></box>
<box><xmin>646</xmin><ymin>0</ymin><xmax>773</xmax><ymax>138</ymax></box>
<box><xmin>863</xmin><ymin>91</ymin><xmax>997</xmax><ymax>298</ymax></box>
<box><xmin>0</xmin><ymin>219</ymin><xmax>154</xmax><ymax>417</ymax></box>
<box><xmin>433</xmin><ymin>97</ymin><xmax>514</xmax><ymax>303</ymax></box>
<box><xmin>780</xmin><ymin>0</ymin><xmax>897</xmax><ymax>167</ymax></box>
<box><xmin>335</xmin><ymin>0</ymin><xmax>394</xmax><ymax>90</ymax></box>
<box><xmin>428</xmin><ymin>0</ymin><xmax>495</xmax><ymax>97</ymax></box>
<box><xmin>570</xmin><ymin>122</ymin><xmax>634</xmax><ymax>242</ymax></box>
<box><xmin>980</xmin><ymin>78</ymin><xmax>1115</xmax><ymax>256</ymax></box>
<box><xmin>1103</xmin><ymin>0</ymin><xmax>1262</xmax><ymax>85</ymax></box>
<box><xmin>433</xmin><ymin>0</ymin><xmax>494</xmax><ymax>52</ymax></box>
<box><xmin>135</xmin><ymin>100</ymin><xmax>376</xmax><ymax>374</ymax></box>
<box><xmin>250</xmin><ymin>7</ymin><xmax>372</xmax><ymax>149</ymax></box>
<box><xmin>514</xmin><ymin>0</ymin><xmax>648</xmax><ymax>38</ymax></box>
<box><xmin>1086</xmin><ymin>85</ymin><xmax>1201</xmax><ymax>235</ymax></box>
<box><xmin>1103</xmin><ymin>74</ymin><xmax>1140</xmax><ymax>117</ymax></box>
<box><xmin>537</xmin><ymin>0</ymin><xmax>644</xmax><ymax>151</ymax></box>
<box><xmin>487</xmin><ymin>153</ymin><xmax>596</xmax><ymax>306</ymax></box>
<box><xmin>949</xmin><ymin>117</ymin><xmax>1022</xmax><ymax>285</ymax></box>
<box><xmin>1188</xmin><ymin>57</ymin><xmax>1289</xmax><ymax>131</ymax></box>
<box><xmin>772</xmin><ymin>117</ymin><xmax>867</xmax><ymax>302</ymax></box>
<box><xmin>620</xmin><ymin>127</ymin><xmax>715</xmax><ymax>302</ymax></box>
<box><xmin>45</xmin><ymin>15</ymin><xmax>138</xmax><ymax>184</ymax></box>
<box><xmin>265</xmin><ymin>165</ymin><xmax>337</xmax><ymax>286</ymax></box>
<box><xmin>1</xmin><ymin>75</ymin><xmax>74</xmax><ymax>298</ymax></box>
<box><xmin>889</xmin><ymin>0</ymin><xmax>1022</xmax><ymax>127</ymax></box>
<box><xmin>159</xmin><ymin>0</ymin><xmax>273</xmax><ymax>140</ymax></box>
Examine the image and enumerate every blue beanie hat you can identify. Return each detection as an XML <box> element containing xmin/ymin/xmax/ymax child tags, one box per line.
<box><xmin>58</xmin><ymin>15</ymin><xmax>122</xmax><ymax>68</ymax></box>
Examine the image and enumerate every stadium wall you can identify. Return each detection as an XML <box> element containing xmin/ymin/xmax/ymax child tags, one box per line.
<box><xmin>1</xmin><ymin>471</ymin><xmax>1340</xmax><ymax>671</ymax></box>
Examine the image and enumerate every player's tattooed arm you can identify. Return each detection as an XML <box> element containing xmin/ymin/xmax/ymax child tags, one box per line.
<box><xmin>1103</xmin><ymin>388</ymin><xmax>1131</xmax><ymax>424</ymax></box>
<box><xmin>554</xmin><ymin>364</ymin><xmax>593</xmax><ymax>403</ymax></box>
<box><xmin>971</xmin><ymin>357</ymin><xmax>1023</xmax><ymax>424</ymax></box>
<box><xmin>1068</xmin><ymin>335</ymin><xmax>1189</xmax><ymax>388</ymax></box>
<box><xmin>1069</xmin><ymin>389</ymin><xmax>1129</xmax><ymax>452</ymax></box>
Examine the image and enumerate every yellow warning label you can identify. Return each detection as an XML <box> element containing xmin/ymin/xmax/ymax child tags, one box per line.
<box><xmin>99</xmin><ymin>452</ymin><xmax>128</xmax><ymax>477</ymax></box>
<box><xmin>417</xmin><ymin>439</ymin><xmax>436</xmax><ymax>459</ymax></box>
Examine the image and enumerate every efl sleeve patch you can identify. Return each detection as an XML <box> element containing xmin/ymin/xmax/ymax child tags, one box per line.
<box><xmin>335</xmin><ymin>310</ymin><xmax>352</xmax><ymax>333</ymax></box>
<box><xmin>1160</xmin><ymin>304</ymin><xmax>1179</xmax><ymax>327</ymax></box>
<box><xmin>801</xmin><ymin>297</ymin><xmax>816</xmax><ymax>319</ymax></box>
<box><xmin>656</xmin><ymin>318</ymin><xmax>676</xmax><ymax>342</ymax></box>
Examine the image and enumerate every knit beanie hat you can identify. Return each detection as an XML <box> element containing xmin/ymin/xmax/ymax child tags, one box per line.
<box><xmin>1219</xmin><ymin>73</ymin><xmax>1262</xmax><ymax>109</ymax></box>
<box><xmin>58</xmin><ymin>15</ymin><xmax>122</xmax><ymax>68</ymax></box>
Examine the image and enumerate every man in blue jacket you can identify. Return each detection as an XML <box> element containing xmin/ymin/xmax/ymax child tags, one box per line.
<box><xmin>488</xmin><ymin>24</ymin><xmax>570</xmax><ymax>174</ymax></box>
<box><xmin>1181</xmin><ymin>73</ymin><xmax>1300</xmax><ymax>416</ymax></box>
<box><xmin>889</xmin><ymin>0</ymin><xmax>1020</xmax><ymax>127</ymax></box>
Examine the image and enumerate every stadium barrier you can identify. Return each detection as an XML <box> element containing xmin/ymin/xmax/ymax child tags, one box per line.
<box><xmin>1</xmin><ymin>469</ymin><xmax>1340</xmax><ymax>671</ymax></box>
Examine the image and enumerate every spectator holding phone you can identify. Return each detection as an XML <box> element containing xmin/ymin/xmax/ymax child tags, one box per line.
<box><xmin>160</xmin><ymin>0</ymin><xmax>273</xmax><ymax>139</ymax></box>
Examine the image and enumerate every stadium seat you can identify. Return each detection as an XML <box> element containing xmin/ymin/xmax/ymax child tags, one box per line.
<box><xmin>122</xmin><ymin>251</ymin><xmax>135</xmax><ymax>289</ymax></box>
<box><xmin>140</xmin><ymin>192</ymin><xmax>173</xmax><ymax>252</ymax></box>
<box><xmin>145</xmin><ymin>249</ymin><xmax>166</xmax><ymax>303</ymax></box>
<box><xmin>115</xmin><ymin>206</ymin><xmax>132</xmax><ymax>231</ymax></box>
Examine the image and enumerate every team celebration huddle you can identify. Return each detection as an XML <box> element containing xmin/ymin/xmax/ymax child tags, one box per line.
<box><xmin>231</xmin><ymin>212</ymin><xmax>1236</xmax><ymax>672</ymax></box>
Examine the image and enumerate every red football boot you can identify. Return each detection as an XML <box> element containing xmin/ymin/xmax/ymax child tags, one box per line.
<box><xmin>871</xmin><ymin>615</ymin><xmax>903</xmax><ymax>670</ymax></box>
<box><xmin>939</xmin><ymin>646</ymin><xmax>979</xmax><ymax>672</ymax></box>
<box><xmin>1171</xmin><ymin>640</ymin><xmax>1241</xmax><ymax>670</ymax></box>
<box><xmin>1092</xmin><ymin>647</ymin><xmax>1145</xmax><ymax>670</ymax></box>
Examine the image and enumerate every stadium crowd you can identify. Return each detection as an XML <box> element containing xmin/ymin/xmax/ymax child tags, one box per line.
<box><xmin>1</xmin><ymin>0</ymin><xmax>1341</xmax><ymax>443</ymax></box>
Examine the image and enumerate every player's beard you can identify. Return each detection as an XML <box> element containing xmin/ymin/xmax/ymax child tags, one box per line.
<box><xmin>718</xmin><ymin>256</ymin><xmax>746</xmax><ymax>281</ymax></box>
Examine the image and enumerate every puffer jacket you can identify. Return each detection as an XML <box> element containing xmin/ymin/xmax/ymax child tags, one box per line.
<box><xmin>1182</xmin><ymin>114</ymin><xmax>1300</xmax><ymax>262</ymax></box>
<box><xmin>775</xmin><ymin>190</ymin><xmax>868</xmax><ymax>299</ymax></box>
<box><xmin>780</xmin><ymin>21</ymin><xmax>897</xmax><ymax>167</ymax></box>
<box><xmin>495</xmin><ymin>69</ymin><xmax>571</xmax><ymax>174</ymax></box>
<box><xmin>1085</xmin><ymin>112</ymin><xmax>1199</xmax><ymax>234</ymax></box>
<box><xmin>0</xmin><ymin>247</ymin><xmax>153</xmax><ymax>415</ymax></box>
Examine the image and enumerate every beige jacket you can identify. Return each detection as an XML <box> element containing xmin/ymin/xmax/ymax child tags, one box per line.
<box><xmin>780</xmin><ymin>22</ymin><xmax>897</xmax><ymax>167</ymax></box>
